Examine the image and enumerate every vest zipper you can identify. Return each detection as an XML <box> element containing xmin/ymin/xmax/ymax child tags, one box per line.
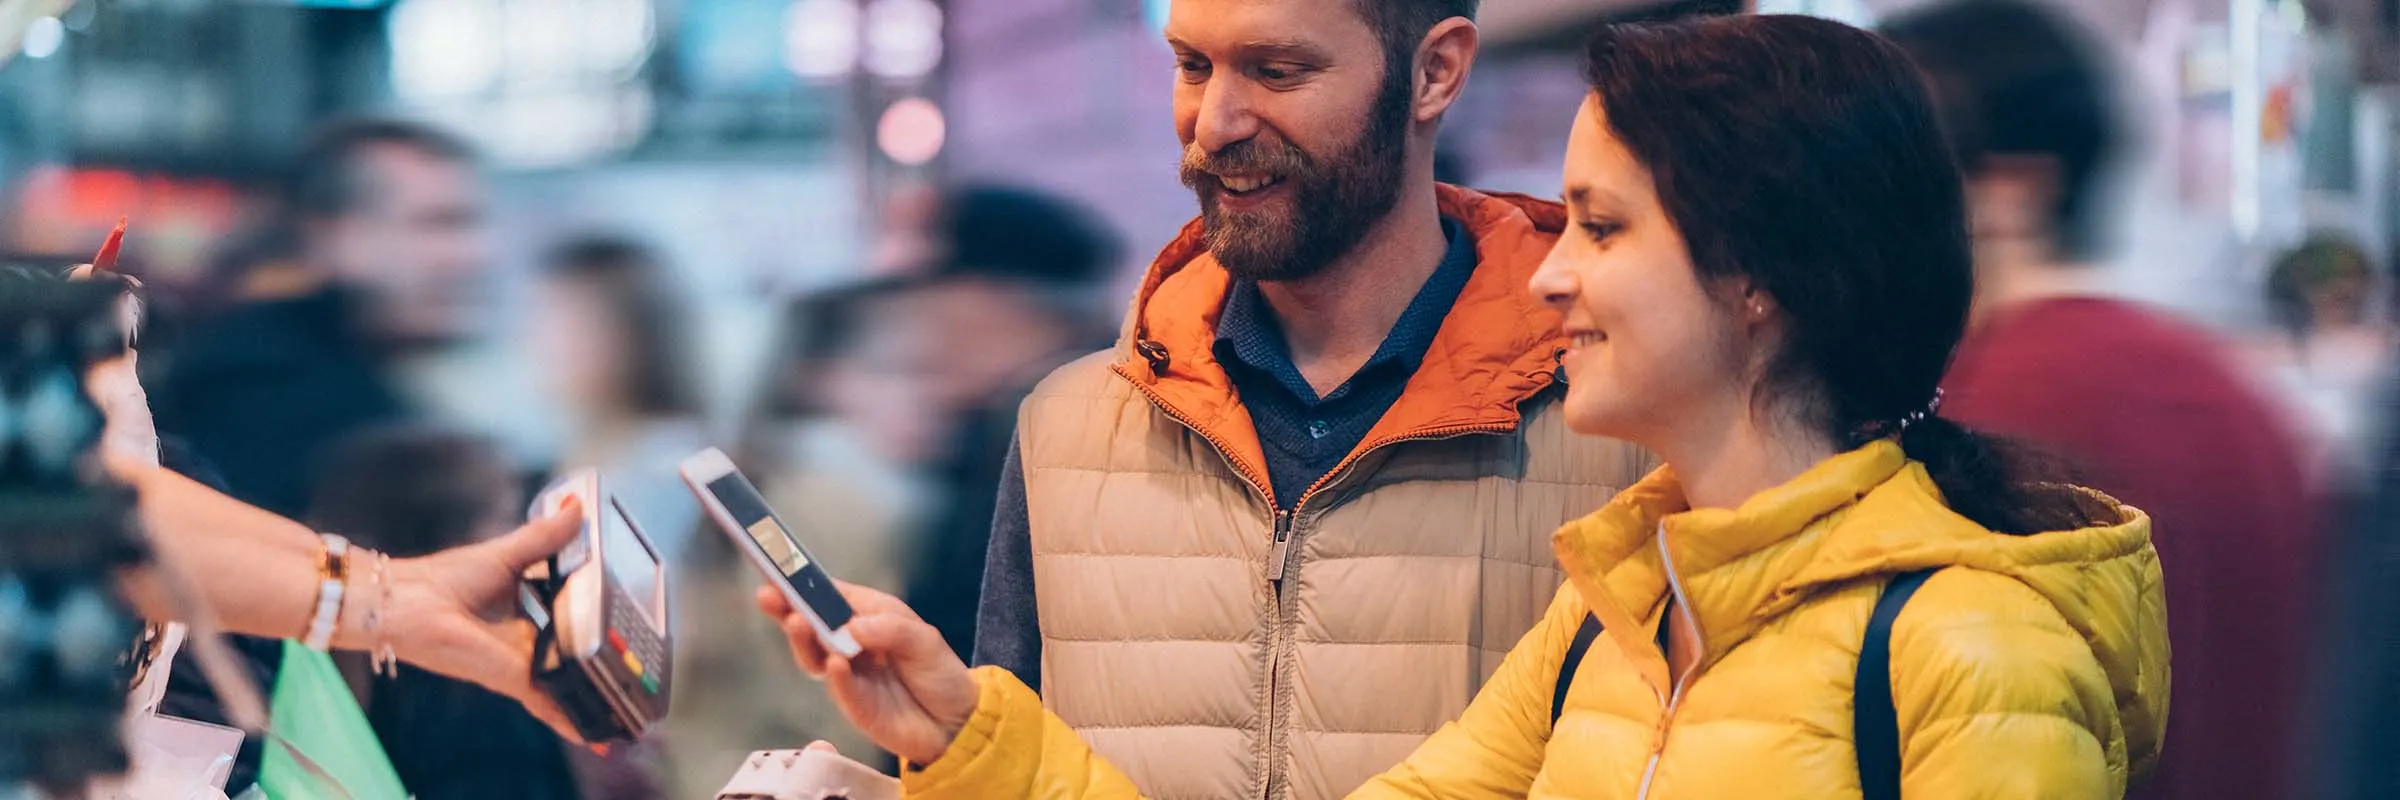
<box><xmin>1268</xmin><ymin>510</ymin><xmax>1296</xmax><ymax>582</ymax></box>
<box><xmin>1262</xmin><ymin>508</ymin><xmax>1298</xmax><ymax>800</ymax></box>
<box><xmin>1636</xmin><ymin>523</ymin><xmax>1704</xmax><ymax>800</ymax></box>
<box><xmin>1113</xmin><ymin>369</ymin><xmax>1285</xmax><ymax>799</ymax></box>
<box><xmin>1264</xmin><ymin>423</ymin><xmax>1516</xmax><ymax>800</ymax></box>
<box><xmin>1115</xmin><ymin>365</ymin><xmax>1539</xmax><ymax>800</ymax></box>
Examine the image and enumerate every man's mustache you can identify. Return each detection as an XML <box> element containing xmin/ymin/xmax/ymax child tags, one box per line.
<box><xmin>1180</xmin><ymin>139</ymin><xmax>1313</xmax><ymax>189</ymax></box>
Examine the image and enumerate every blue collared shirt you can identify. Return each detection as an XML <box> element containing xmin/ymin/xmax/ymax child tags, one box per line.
<box><xmin>1212</xmin><ymin>215</ymin><xmax>1479</xmax><ymax>507</ymax></box>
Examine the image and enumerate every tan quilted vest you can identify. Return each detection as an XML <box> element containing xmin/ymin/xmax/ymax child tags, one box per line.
<box><xmin>1019</xmin><ymin>354</ymin><xmax>1646</xmax><ymax>800</ymax></box>
<box><xmin>1012</xmin><ymin>184</ymin><xmax>1654</xmax><ymax>800</ymax></box>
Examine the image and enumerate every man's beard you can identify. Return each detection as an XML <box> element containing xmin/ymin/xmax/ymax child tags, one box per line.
<box><xmin>1180</xmin><ymin>67</ymin><xmax>1413</xmax><ymax>283</ymax></box>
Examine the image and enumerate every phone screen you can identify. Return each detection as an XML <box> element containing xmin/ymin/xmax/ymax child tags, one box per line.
<box><xmin>706</xmin><ymin>472</ymin><xmax>855</xmax><ymax>630</ymax></box>
<box><xmin>602</xmin><ymin>499</ymin><xmax>665</xmax><ymax>631</ymax></box>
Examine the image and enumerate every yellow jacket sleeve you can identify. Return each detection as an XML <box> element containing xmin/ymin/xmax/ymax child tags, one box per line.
<box><xmin>1351</xmin><ymin>586</ymin><xmax>1583</xmax><ymax>799</ymax></box>
<box><xmin>902</xmin><ymin>587</ymin><xmax>1583</xmax><ymax>800</ymax></box>
<box><xmin>1890</xmin><ymin>570</ymin><xmax>2128</xmax><ymax>799</ymax></box>
<box><xmin>901</xmin><ymin>666</ymin><xmax>1149</xmax><ymax>800</ymax></box>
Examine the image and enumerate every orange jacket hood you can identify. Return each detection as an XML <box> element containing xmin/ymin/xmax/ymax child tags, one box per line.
<box><xmin>1109</xmin><ymin>184</ymin><xmax>1571</xmax><ymax>505</ymax></box>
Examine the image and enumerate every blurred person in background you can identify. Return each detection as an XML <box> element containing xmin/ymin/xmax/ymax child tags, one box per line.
<box><xmin>2310</xmin><ymin>357</ymin><xmax>2400</xmax><ymax>799</ymax></box>
<box><xmin>751</xmin><ymin>277</ymin><xmax>954</xmax><ymax>592</ymax></box>
<box><xmin>528</xmin><ymin>234</ymin><xmax>710</xmax><ymax>557</ymax></box>
<box><xmin>662</xmin><ymin>277</ymin><xmax>949</xmax><ymax>792</ymax></box>
<box><xmin>148</xmin><ymin>118</ymin><xmax>490</xmax><ymax>520</ymax></box>
<box><xmin>2259</xmin><ymin>233</ymin><xmax>2393</xmax><ymax>481</ymax></box>
<box><xmin>308</xmin><ymin>426</ymin><xmax>664</xmax><ymax>800</ymax></box>
<box><xmin>968</xmin><ymin>0</ymin><xmax>1654</xmax><ymax>796</ymax></box>
<box><xmin>1884</xmin><ymin>2</ymin><xmax>2316</xmax><ymax>797</ymax></box>
<box><xmin>137</xmin><ymin>119</ymin><xmax>489</xmax><ymax>794</ymax></box>
<box><xmin>904</xmin><ymin>184</ymin><xmax>1119</xmax><ymax>659</ymax></box>
<box><xmin>770</xmin><ymin>15</ymin><xmax>2170</xmax><ymax>797</ymax></box>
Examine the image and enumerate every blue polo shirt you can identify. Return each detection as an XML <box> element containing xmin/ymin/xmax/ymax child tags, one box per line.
<box><xmin>1213</xmin><ymin>215</ymin><xmax>1478</xmax><ymax>507</ymax></box>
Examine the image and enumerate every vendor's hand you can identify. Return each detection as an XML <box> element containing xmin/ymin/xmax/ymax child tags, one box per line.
<box><xmin>756</xmin><ymin>583</ymin><xmax>978</xmax><ymax>765</ymax></box>
<box><xmin>67</xmin><ymin>263</ymin><xmax>158</xmax><ymax>470</ymax></box>
<box><xmin>378</xmin><ymin>501</ymin><xmax>587</xmax><ymax>742</ymax></box>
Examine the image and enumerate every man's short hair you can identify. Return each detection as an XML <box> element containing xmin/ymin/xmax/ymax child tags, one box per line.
<box><xmin>283</xmin><ymin>118</ymin><xmax>475</xmax><ymax>220</ymax></box>
<box><xmin>1353</xmin><ymin>0</ymin><xmax>1478</xmax><ymax>79</ymax></box>
<box><xmin>1881</xmin><ymin>0</ymin><xmax>2122</xmax><ymax>259</ymax></box>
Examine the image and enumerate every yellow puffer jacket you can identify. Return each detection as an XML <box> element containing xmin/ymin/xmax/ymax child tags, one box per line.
<box><xmin>901</xmin><ymin>440</ymin><xmax>2171</xmax><ymax>799</ymax></box>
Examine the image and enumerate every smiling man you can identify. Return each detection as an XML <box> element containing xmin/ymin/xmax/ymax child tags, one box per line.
<box><xmin>968</xmin><ymin>1</ymin><xmax>1653</xmax><ymax>798</ymax></box>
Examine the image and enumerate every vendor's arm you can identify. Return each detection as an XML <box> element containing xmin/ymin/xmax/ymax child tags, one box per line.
<box><xmin>64</xmin><ymin>260</ymin><xmax>587</xmax><ymax>739</ymax></box>
<box><xmin>111</xmin><ymin>460</ymin><xmax>586</xmax><ymax>738</ymax></box>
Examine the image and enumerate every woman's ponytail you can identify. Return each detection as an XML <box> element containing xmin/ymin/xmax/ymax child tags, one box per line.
<box><xmin>1897</xmin><ymin>415</ymin><xmax>2113</xmax><ymax>536</ymax></box>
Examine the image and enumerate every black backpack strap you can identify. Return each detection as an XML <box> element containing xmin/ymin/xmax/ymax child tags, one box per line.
<box><xmin>1856</xmin><ymin>569</ymin><xmax>1938</xmax><ymax>800</ymax></box>
<box><xmin>1551</xmin><ymin>613</ymin><xmax>1605</xmax><ymax>728</ymax></box>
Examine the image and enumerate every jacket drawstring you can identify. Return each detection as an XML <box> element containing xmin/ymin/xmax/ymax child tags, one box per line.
<box><xmin>1136</xmin><ymin>339</ymin><xmax>1171</xmax><ymax>375</ymax></box>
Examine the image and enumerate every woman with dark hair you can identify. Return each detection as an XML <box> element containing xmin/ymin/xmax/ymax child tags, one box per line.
<box><xmin>529</xmin><ymin>234</ymin><xmax>710</xmax><ymax>557</ymax></box>
<box><xmin>758</xmin><ymin>14</ymin><xmax>2168</xmax><ymax>799</ymax></box>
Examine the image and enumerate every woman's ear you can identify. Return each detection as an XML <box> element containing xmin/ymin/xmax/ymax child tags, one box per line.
<box><xmin>1730</xmin><ymin>281</ymin><xmax>1777</xmax><ymax>325</ymax></box>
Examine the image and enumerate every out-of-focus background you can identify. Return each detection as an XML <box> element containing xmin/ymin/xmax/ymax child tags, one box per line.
<box><xmin>17</xmin><ymin>0</ymin><xmax>2400</xmax><ymax>796</ymax></box>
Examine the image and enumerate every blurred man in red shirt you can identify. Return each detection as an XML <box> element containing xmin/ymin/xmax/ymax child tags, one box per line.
<box><xmin>1886</xmin><ymin>3</ymin><xmax>2318</xmax><ymax>797</ymax></box>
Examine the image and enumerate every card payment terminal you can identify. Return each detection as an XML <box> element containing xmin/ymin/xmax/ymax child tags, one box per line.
<box><xmin>522</xmin><ymin>470</ymin><xmax>672</xmax><ymax>742</ymax></box>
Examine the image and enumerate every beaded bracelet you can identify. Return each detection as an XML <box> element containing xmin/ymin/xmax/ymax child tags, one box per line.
<box><xmin>365</xmin><ymin>550</ymin><xmax>399</xmax><ymax>677</ymax></box>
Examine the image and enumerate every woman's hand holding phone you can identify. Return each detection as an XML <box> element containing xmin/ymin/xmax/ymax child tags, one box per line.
<box><xmin>754</xmin><ymin>582</ymin><xmax>978</xmax><ymax>765</ymax></box>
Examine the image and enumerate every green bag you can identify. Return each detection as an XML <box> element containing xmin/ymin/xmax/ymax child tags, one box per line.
<box><xmin>253</xmin><ymin>640</ymin><xmax>411</xmax><ymax>800</ymax></box>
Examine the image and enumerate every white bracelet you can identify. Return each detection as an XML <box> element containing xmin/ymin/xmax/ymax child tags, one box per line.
<box><xmin>303</xmin><ymin>534</ymin><xmax>351</xmax><ymax>651</ymax></box>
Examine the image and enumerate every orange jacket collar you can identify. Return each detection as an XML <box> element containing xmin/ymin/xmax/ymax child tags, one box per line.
<box><xmin>1110</xmin><ymin>184</ymin><xmax>1571</xmax><ymax>506</ymax></box>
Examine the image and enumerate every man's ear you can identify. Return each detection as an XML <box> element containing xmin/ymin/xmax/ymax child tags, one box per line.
<box><xmin>1413</xmin><ymin>18</ymin><xmax>1479</xmax><ymax>124</ymax></box>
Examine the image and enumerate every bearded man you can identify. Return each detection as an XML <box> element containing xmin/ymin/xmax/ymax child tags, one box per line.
<box><xmin>969</xmin><ymin>2</ymin><xmax>1653</xmax><ymax>798</ymax></box>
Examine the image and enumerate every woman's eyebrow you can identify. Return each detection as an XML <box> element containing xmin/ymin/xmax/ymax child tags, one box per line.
<box><xmin>1563</xmin><ymin>186</ymin><xmax>1602</xmax><ymax>215</ymax></box>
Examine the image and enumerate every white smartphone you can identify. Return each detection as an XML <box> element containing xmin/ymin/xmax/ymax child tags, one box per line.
<box><xmin>679</xmin><ymin>448</ymin><xmax>861</xmax><ymax>658</ymax></box>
